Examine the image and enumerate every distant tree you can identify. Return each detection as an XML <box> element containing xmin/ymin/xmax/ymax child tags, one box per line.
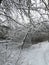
<box><xmin>0</xmin><ymin>25</ymin><xmax>10</xmax><ymax>39</ymax></box>
<box><xmin>48</xmin><ymin>0</ymin><xmax>49</xmax><ymax>6</ymax></box>
<box><xmin>0</xmin><ymin>0</ymin><xmax>2</xmax><ymax>4</ymax></box>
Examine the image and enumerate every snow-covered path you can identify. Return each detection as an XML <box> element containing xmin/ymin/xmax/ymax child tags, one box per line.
<box><xmin>0</xmin><ymin>41</ymin><xmax>49</xmax><ymax>65</ymax></box>
<box><xmin>16</xmin><ymin>41</ymin><xmax>49</xmax><ymax>65</ymax></box>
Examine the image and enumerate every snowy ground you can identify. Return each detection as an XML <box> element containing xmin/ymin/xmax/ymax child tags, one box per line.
<box><xmin>0</xmin><ymin>41</ymin><xmax>49</xmax><ymax>65</ymax></box>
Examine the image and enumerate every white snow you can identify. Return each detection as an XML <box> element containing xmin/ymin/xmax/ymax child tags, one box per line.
<box><xmin>4</xmin><ymin>41</ymin><xmax>49</xmax><ymax>65</ymax></box>
<box><xmin>17</xmin><ymin>41</ymin><xmax>49</xmax><ymax>65</ymax></box>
